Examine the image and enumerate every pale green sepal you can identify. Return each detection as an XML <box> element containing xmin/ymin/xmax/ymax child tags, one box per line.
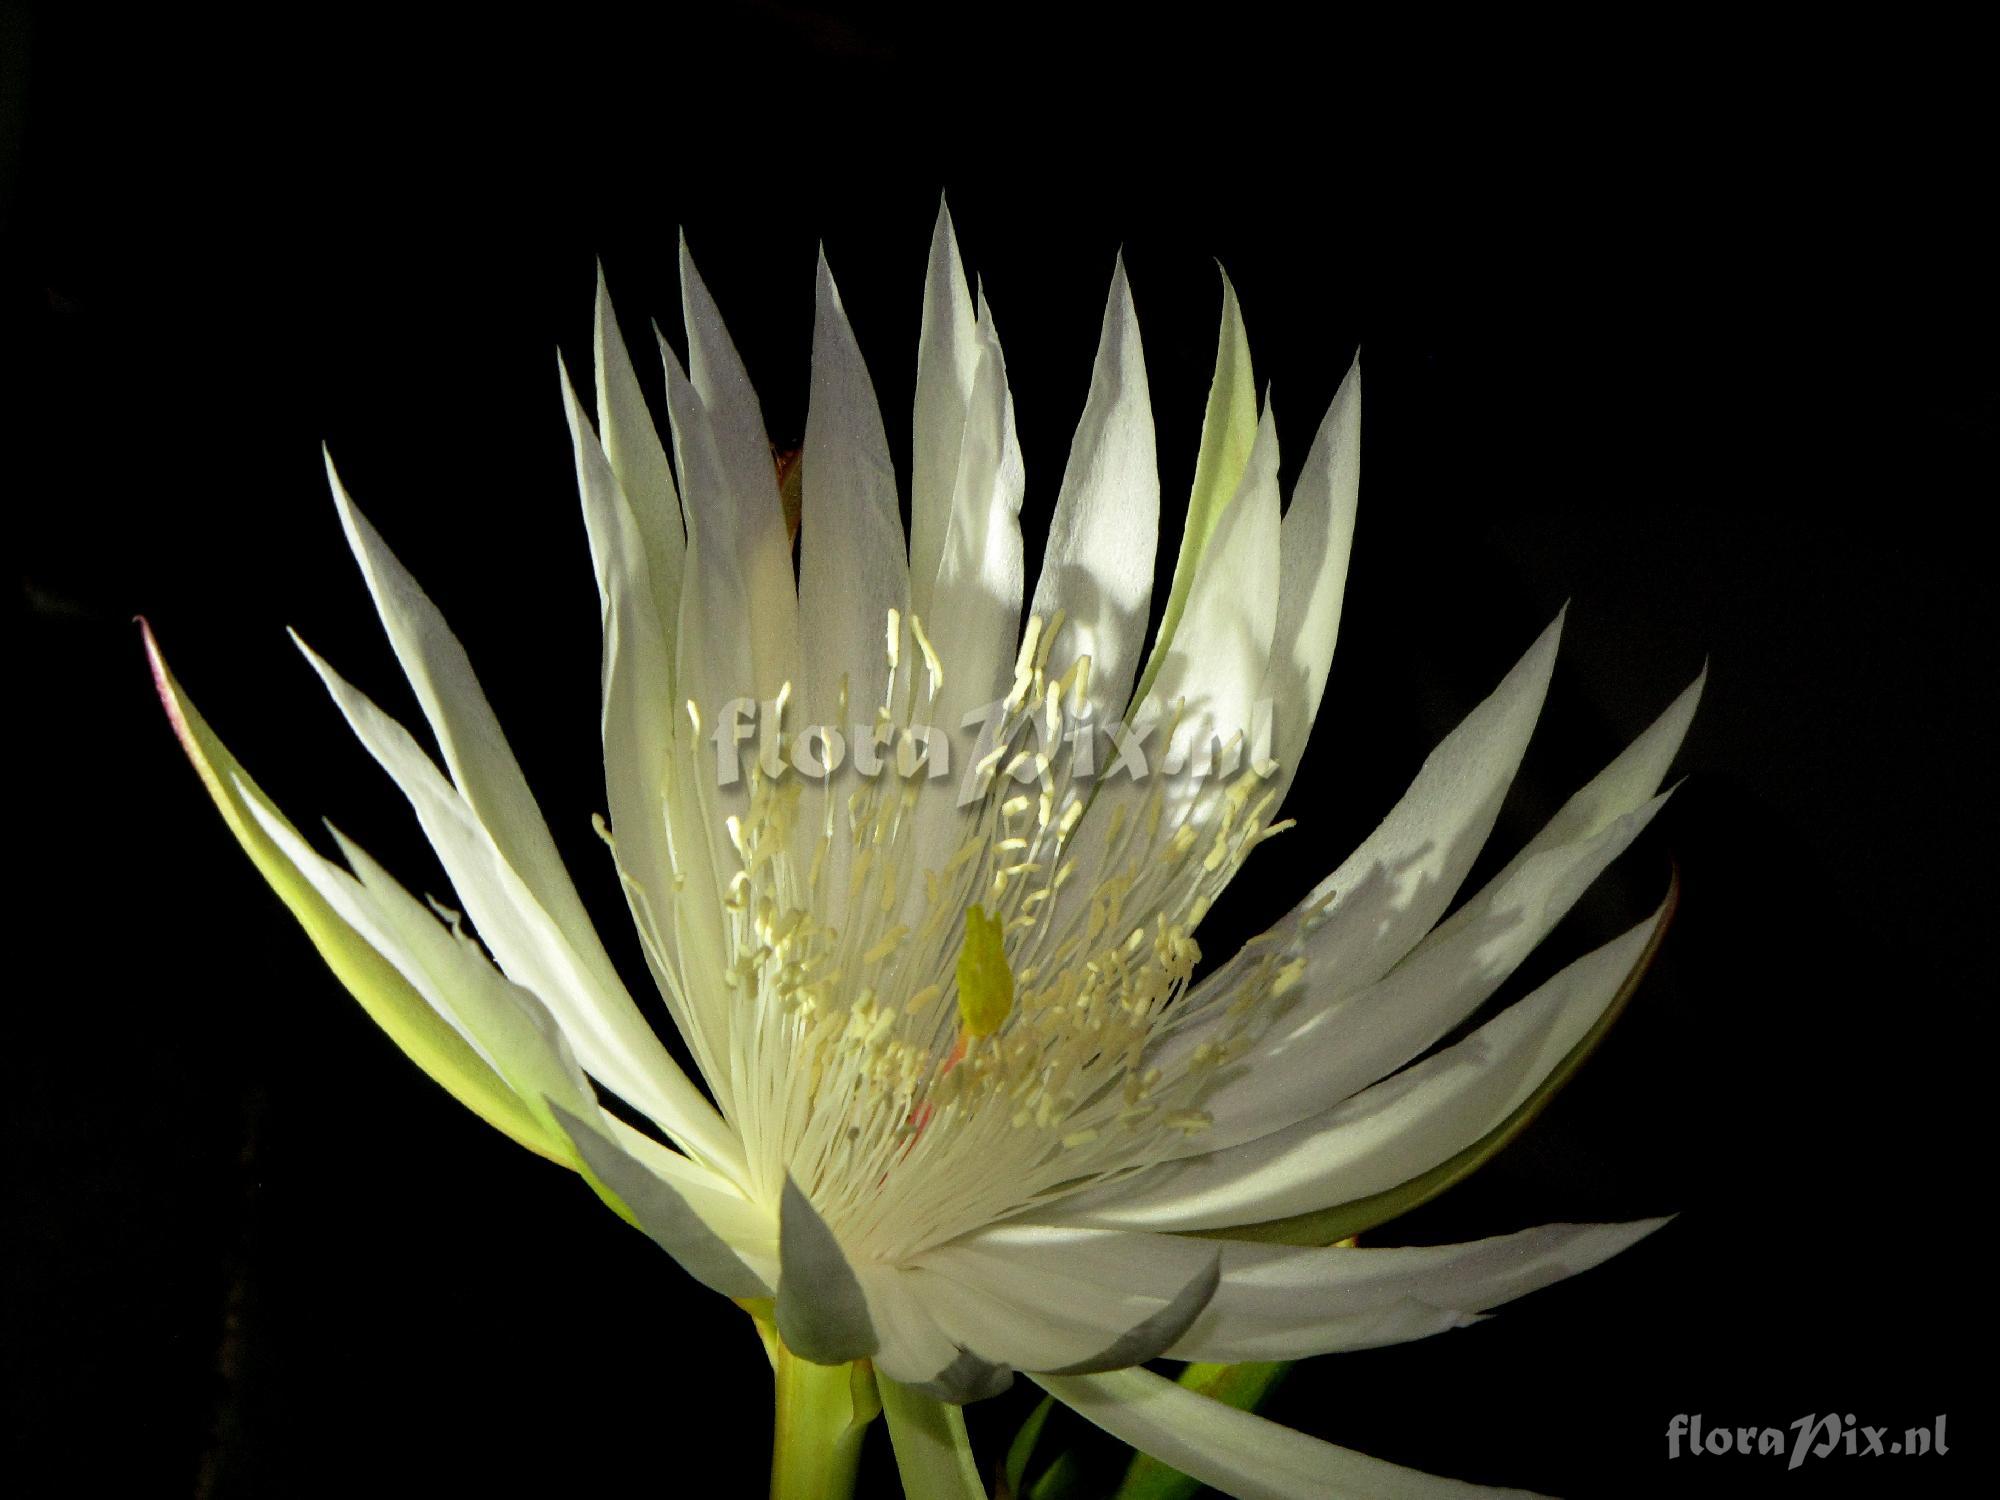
<box><xmin>879</xmin><ymin>1375</ymin><xmax>989</xmax><ymax>1500</ymax></box>
<box><xmin>1002</xmin><ymin>1396</ymin><xmax>1057</xmax><ymax>1498</ymax></box>
<box><xmin>1113</xmin><ymin>1362</ymin><xmax>1290</xmax><ymax>1500</ymax></box>
<box><xmin>549</xmin><ymin>1103</ymin><xmax>771</xmax><ymax>1299</ymax></box>
<box><xmin>142</xmin><ymin>623</ymin><xmax>561</xmax><ymax>1163</ymax></box>
<box><xmin>777</xmin><ymin>1177</ymin><xmax>879</xmax><ymax>1364</ymax></box>
<box><xmin>239</xmin><ymin>800</ymin><xmax>597</xmax><ymax>1149</ymax></box>
<box><xmin>1131</xmin><ymin>269</ymin><xmax>1257</xmax><ymax>710</ymax></box>
<box><xmin>1206</xmin><ymin>870</ymin><xmax>1680</xmax><ymax>1248</ymax></box>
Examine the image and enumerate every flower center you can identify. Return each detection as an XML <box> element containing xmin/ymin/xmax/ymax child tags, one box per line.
<box><xmin>678</xmin><ymin>615</ymin><xmax>1299</xmax><ymax>1261</ymax></box>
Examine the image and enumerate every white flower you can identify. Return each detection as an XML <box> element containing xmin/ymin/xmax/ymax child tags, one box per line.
<box><xmin>149</xmin><ymin>205</ymin><xmax>1700</xmax><ymax>1499</ymax></box>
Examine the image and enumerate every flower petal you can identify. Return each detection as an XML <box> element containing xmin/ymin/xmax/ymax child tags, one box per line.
<box><xmin>1143</xmin><ymin>396</ymin><xmax>1281</xmax><ymax>821</ymax></box>
<box><xmin>592</xmin><ymin>267</ymin><xmax>686</xmax><ymax>662</ymax></box>
<box><xmin>144</xmin><ymin>624</ymin><xmax>557</xmax><ymax>1162</ymax></box>
<box><xmin>1260</xmin><ymin>353</ymin><xmax>1360</xmax><ymax>804</ymax></box>
<box><xmin>910</xmin><ymin>199</ymin><xmax>982</xmax><ymax>627</ymax></box>
<box><xmin>550</xmin><ymin>1103</ymin><xmax>773</xmax><ymax>1299</ymax></box>
<box><xmin>243</xmin><ymin>798</ymin><xmax>594</xmax><ymax>1129</ymax></box>
<box><xmin>776</xmin><ymin>1178</ymin><xmax>879</xmax><ymax>1365</ymax></box>
<box><xmin>1057</xmin><ymin>896</ymin><xmax>1670</xmax><ymax>1233</ymax></box>
<box><xmin>923</xmin><ymin>289</ymin><xmax>1026</xmax><ymax>727</ymax></box>
<box><xmin>1027</xmin><ymin>256</ymin><xmax>1159</xmax><ymax>723</ymax></box>
<box><xmin>861</xmin><ymin>1266</ymin><xmax>1014</xmax><ymax>1402</ymax></box>
<box><xmin>679</xmin><ymin>235</ymin><xmax>799</xmax><ymax>700</ymax></box>
<box><xmin>292</xmin><ymin>633</ymin><xmax>746</xmax><ymax>1178</ymax></box>
<box><xmin>1146</xmin><ymin>614</ymin><xmax>1564</xmax><ymax>1145</ymax></box>
<box><xmin>800</xmin><ymin>247</ymin><xmax>912</xmax><ymax>731</ymax></box>
<box><xmin>1130</xmin><ymin>269</ymin><xmax>1259</xmax><ymax>711</ymax></box>
<box><xmin>1033</xmin><ymin>1365</ymin><xmax>1539</xmax><ymax>1500</ymax></box>
<box><xmin>1166</xmin><ymin>1220</ymin><xmax>1670</xmax><ymax>1363</ymax></box>
<box><xmin>1051</xmin><ymin>400</ymin><xmax>1281</xmax><ymax>920</ymax></box>
<box><xmin>1194</xmin><ymin>788</ymin><xmax>1672</xmax><ymax>1153</ymax></box>
<box><xmin>909</xmin><ymin>1225</ymin><xmax>1219</xmax><ymax>1374</ymax></box>
<box><xmin>323</xmin><ymin>456</ymin><xmax>630</xmax><ymax>1011</ymax></box>
<box><xmin>560</xmin><ymin>355</ymin><xmax>727</xmax><ymax>1085</ymax></box>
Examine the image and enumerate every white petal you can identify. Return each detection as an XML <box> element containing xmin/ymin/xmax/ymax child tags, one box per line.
<box><xmin>322</xmin><ymin>456</ymin><xmax>629</xmax><ymax>1012</ymax></box>
<box><xmin>910</xmin><ymin>199</ymin><xmax>982</xmax><ymax>625</ymax></box>
<box><xmin>551</xmin><ymin>1104</ymin><xmax>773</xmax><ymax>1299</ymax></box>
<box><xmin>1148</xmin><ymin>613</ymin><xmax>1564</xmax><ymax>1131</ymax></box>
<box><xmin>592</xmin><ymin>268</ymin><xmax>686</xmax><ymax>659</ymax></box>
<box><xmin>908</xmin><ymin>1225</ymin><xmax>1218</xmax><ymax>1374</ymax></box>
<box><xmin>796</xmin><ymin>252</ymin><xmax>912</xmax><ymax>924</ymax></box>
<box><xmin>1277</xmin><ymin>610</ymin><xmax>1563</xmax><ymax>1000</ymax></box>
<box><xmin>860</xmin><ymin>1265</ymin><xmax>1013</xmax><ymax>1403</ymax></box>
<box><xmin>663</xmin><ymin>255</ymin><xmax>797</xmax><ymax>707</ymax></box>
<box><xmin>1260</xmin><ymin>353</ymin><xmax>1360</xmax><ymax>804</ymax></box>
<box><xmin>1167</xmin><ymin>1220</ymin><xmax>1669</xmax><ymax>1363</ymax></box>
<box><xmin>1144</xmin><ymin>397</ymin><xmax>1281</xmax><ymax>819</ymax></box>
<box><xmin>799</xmin><ymin>248</ymin><xmax>911</xmax><ymax>731</ymax></box>
<box><xmin>680</xmin><ymin>235</ymin><xmax>798</xmax><ymax>700</ymax></box>
<box><xmin>1064</xmin><ymin>899</ymin><xmax>1670</xmax><ymax>1232</ymax></box>
<box><xmin>560</xmin><ymin>358</ymin><xmax>728</xmax><ymax>1087</ymax></box>
<box><xmin>1033</xmin><ymin>1365</ymin><xmax>1539</xmax><ymax>1500</ymax></box>
<box><xmin>923</xmin><ymin>291</ymin><xmax>1026</xmax><ymax>725</ymax></box>
<box><xmin>1197</xmin><ymin>789</ymin><xmax>1672</xmax><ymax>1151</ymax></box>
<box><xmin>1048</xmin><ymin>399</ymin><xmax>1280</xmax><ymax>927</ymax></box>
<box><xmin>1130</xmin><ymin>269</ymin><xmax>1259</xmax><ymax>711</ymax></box>
<box><xmin>1026</xmin><ymin>256</ymin><xmax>1158</xmax><ymax>722</ymax></box>
<box><xmin>776</xmin><ymin>1178</ymin><xmax>879</xmax><ymax>1365</ymax></box>
<box><xmin>292</xmin><ymin>634</ymin><xmax>746</xmax><ymax>1179</ymax></box>
<box><xmin>1429</xmin><ymin>667</ymin><xmax>1704</xmax><ymax>949</ymax></box>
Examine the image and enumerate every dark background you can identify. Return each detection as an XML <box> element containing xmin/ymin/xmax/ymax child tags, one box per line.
<box><xmin>6</xmin><ymin>5</ymin><xmax>1991</xmax><ymax>1496</ymax></box>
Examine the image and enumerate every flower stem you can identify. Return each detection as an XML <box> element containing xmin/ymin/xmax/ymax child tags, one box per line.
<box><xmin>769</xmin><ymin>1340</ymin><xmax>878</xmax><ymax>1500</ymax></box>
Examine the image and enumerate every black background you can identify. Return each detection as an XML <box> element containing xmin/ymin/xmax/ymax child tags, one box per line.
<box><xmin>6</xmin><ymin>5</ymin><xmax>1991</xmax><ymax>1496</ymax></box>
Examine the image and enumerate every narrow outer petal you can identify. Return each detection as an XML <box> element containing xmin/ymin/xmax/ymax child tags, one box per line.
<box><xmin>143</xmin><ymin>624</ymin><xmax>559</xmax><ymax>1161</ymax></box>
<box><xmin>593</xmin><ymin>267</ymin><xmax>687</xmax><ymax>661</ymax></box>
<box><xmin>1028</xmin><ymin>255</ymin><xmax>1159</xmax><ymax>722</ymax></box>
<box><xmin>1033</xmin><ymin>1366</ymin><xmax>1538</xmax><ymax>1500</ymax></box>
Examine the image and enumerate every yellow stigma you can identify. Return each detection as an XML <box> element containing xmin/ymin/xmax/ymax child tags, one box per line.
<box><xmin>954</xmin><ymin>905</ymin><xmax>1015</xmax><ymax>1038</ymax></box>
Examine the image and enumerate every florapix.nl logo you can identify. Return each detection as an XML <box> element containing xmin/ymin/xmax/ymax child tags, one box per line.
<box><xmin>1667</xmin><ymin>1413</ymin><xmax>1949</xmax><ymax>1471</ymax></box>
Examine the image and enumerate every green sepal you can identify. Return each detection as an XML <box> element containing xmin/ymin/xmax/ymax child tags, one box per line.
<box><xmin>879</xmin><ymin>1375</ymin><xmax>986</xmax><ymax>1500</ymax></box>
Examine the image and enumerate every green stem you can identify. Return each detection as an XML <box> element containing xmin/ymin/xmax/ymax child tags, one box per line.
<box><xmin>769</xmin><ymin>1341</ymin><xmax>878</xmax><ymax>1500</ymax></box>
